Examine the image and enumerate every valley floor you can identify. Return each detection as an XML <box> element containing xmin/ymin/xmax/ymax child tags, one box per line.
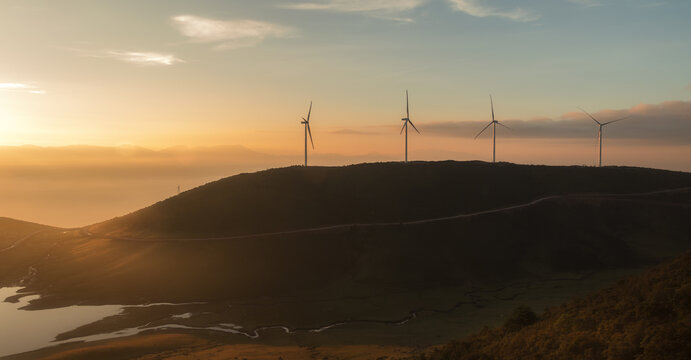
<box><xmin>2</xmin><ymin>265</ymin><xmax>648</xmax><ymax>360</ymax></box>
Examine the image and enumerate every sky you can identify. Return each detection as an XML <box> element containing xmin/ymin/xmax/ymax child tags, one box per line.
<box><xmin>1</xmin><ymin>0</ymin><xmax>691</xmax><ymax>226</ymax></box>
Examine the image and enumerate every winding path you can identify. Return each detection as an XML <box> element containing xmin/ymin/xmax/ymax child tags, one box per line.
<box><xmin>0</xmin><ymin>230</ymin><xmax>50</xmax><ymax>253</ymax></box>
<box><xmin>83</xmin><ymin>186</ymin><xmax>691</xmax><ymax>243</ymax></box>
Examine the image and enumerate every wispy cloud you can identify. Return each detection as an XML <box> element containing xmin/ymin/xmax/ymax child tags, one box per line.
<box><xmin>72</xmin><ymin>48</ymin><xmax>184</xmax><ymax>66</ymax></box>
<box><xmin>422</xmin><ymin>101</ymin><xmax>691</xmax><ymax>144</ymax></box>
<box><xmin>172</xmin><ymin>15</ymin><xmax>295</xmax><ymax>49</ymax></box>
<box><xmin>281</xmin><ymin>0</ymin><xmax>426</xmax><ymax>22</ymax></box>
<box><xmin>105</xmin><ymin>51</ymin><xmax>184</xmax><ymax>66</ymax></box>
<box><xmin>446</xmin><ymin>0</ymin><xmax>540</xmax><ymax>22</ymax></box>
<box><xmin>567</xmin><ymin>0</ymin><xmax>602</xmax><ymax>7</ymax></box>
<box><xmin>282</xmin><ymin>0</ymin><xmax>426</xmax><ymax>12</ymax></box>
<box><xmin>0</xmin><ymin>83</ymin><xmax>46</xmax><ymax>94</ymax></box>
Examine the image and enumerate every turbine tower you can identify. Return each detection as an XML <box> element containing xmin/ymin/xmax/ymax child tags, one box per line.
<box><xmin>400</xmin><ymin>90</ymin><xmax>420</xmax><ymax>163</ymax></box>
<box><xmin>301</xmin><ymin>101</ymin><xmax>315</xmax><ymax>167</ymax></box>
<box><xmin>475</xmin><ymin>95</ymin><xmax>510</xmax><ymax>163</ymax></box>
<box><xmin>578</xmin><ymin>107</ymin><xmax>630</xmax><ymax>167</ymax></box>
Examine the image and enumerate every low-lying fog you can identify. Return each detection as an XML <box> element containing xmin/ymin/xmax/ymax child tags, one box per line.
<box><xmin>1</xmin><ymin>141</ymin><xmax>689</xmax><ymax>227</ymax></box>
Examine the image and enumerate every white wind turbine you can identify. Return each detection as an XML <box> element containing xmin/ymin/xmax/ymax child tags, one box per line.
<box><xmin>301</xmin><ymin>101</ymin><xmax>315</xmax><ymax>166</ymax></box>
<box><xmin>475</xmin><ymin>95</ymin><xmax>510</xmax><ymax>163</ymax></box>
<box><xmin>578</xmin><ymin>107</ymin><xmax>630</xmax><ymax>167</ymax></box>
<box><xmin>400</xmin><ymin>90</ymin><xmax>420</xmax><ymax>163</ymax></box>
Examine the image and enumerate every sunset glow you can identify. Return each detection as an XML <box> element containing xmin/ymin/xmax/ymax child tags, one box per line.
<box><xmin>1</xmin><ymin>0</ymin><xmax>690</xmax><ymax>226</ymax></box>
<box><xmin>1</xmin><ymin>3</ymin><xmax>691</xmax><ymax>359</ymax></box>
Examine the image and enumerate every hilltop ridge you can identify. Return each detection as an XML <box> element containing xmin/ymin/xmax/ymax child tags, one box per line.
<box><xmin>91</xmin><ymin>161</ymin><xmax>691</xmax><ymax>238</ymax></box>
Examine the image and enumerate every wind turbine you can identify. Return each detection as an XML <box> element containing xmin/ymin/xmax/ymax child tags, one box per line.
<box><xmin>578</xmin><ymin>107</ymin><xmax>630</xmax><ymax>167</ymax></box>
<box><xmin>400</xmin><ymin>90</ymin><xmax>420</xmax><ymax>163</ymax></box>
<box><xmin>301</xmin><ymin>101</ymin><xmax>315</xmax><ymax>167</ymax></box>
<box><xmin>475</xmin><ymin>95</ymin><xmax>510</xmax><ymax>163</ymax></box>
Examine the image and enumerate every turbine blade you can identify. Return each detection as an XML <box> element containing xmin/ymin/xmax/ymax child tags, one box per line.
<box><xmin>497</xmin><ymin>121</ymin><xmax>512</xmax><ymax>130</ymax></box>
<box><xmin>578</xmin><ymin>106</ymin><xmax>601</xmax><ymax>125</ymax></box>
<box><xmin>408</xmin><ymin>120</ymin><xmax>420</xmax><ymax>134</ymax></box>
<box><xmin>490</xmin><ymin>95</ymin><xmax>495</xmax><ymax>122</ymax></box>
<box><xmin>602</xmin><ymin>115</ymin><xmax>631</xmax><ymax>126</ymax></box>
<box><xmin>307</xmin><ymin>101</ymin><xmax>312</xmax><ymax>122</ymax></box>
<box><xmin>406</xmin><ymin>90</ymin><xmax>410</xmax><ymax>119</ymax></box>
<box><xmin>400</xmin><ymin>122</ymin><xmax>407</xmax><ymax>135</ymax></box>
<box><xmin>474</xmin><ymin>121</ymin><xmax>493</xmax><ymax>139</ymax></box>
<box><xmin>307</xmin><ymin>124</ymin><xmax>314</xmax><ymax>149</ymax></box>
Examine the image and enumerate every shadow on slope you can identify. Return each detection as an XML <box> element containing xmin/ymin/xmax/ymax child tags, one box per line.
<box><xmin>15</xmin><ymin>190</ymin><xmax>691</xmax><ymax>308</ymax></box>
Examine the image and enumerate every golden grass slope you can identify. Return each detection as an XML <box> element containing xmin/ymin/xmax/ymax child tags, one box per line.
<box><xmin>423</xmin><ymin>251</ymin><xmax>691</xmax><ymax>360</ymax></box>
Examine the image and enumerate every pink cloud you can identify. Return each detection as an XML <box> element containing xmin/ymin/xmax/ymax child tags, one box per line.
<box><xmin>422</xmin><ymin>100</ymin><xmax>691</xmax><ymax>144</ymax></box>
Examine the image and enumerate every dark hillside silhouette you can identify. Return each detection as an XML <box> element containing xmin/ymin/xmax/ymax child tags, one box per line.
<box><xmin>91</xmin><ymin>161</ymin><xmax>691</xmax><ymax>238</ymax></box>
<box><xmin>1</xmin><ymin>162</ymin><xmax>690</xmax><ymax>359</ymax></box>
<box><xmin>5</xmin><ymin>162</ymin><xmax>689</xmax><ymax>307</ymax></box>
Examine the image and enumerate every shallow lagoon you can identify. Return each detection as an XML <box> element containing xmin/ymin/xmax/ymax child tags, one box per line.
<box><xmin>0</xmin><ymin>287</ymin><xmax>122</xmax><ymax>357</ymax></box>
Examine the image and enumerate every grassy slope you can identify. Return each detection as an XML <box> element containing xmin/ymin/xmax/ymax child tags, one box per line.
<box><xmin>3</xmin><ymin>162</ymin><xmax>690</xmax><ymax>306</ymax></box>
<box><xmin>0</xmin><ymin>217</ymin><xmax>55</xmax><ymax>248</ymax></box>
<box><xmin>0</xmin><ymin>218</ymin><xmax>58</xmax><ymax>288</ymax></box>
<box><xmin>91</xmin><ymin>161</ymin><xmax>691</xmax><ymax>238</ymax></box>
<box><xmin>6</xmin><ymin>201</ymin><xmax>686</xmax><ymax>306</ymax></box>
<box><xmin>1</xmin><ymin>162</ymin><xmax>691</xmax><ymax>359</ymax></box>
<box><xmin>423</xmin><ymin>250</ymin><xmax>691</xmax><ymax>360</ymax></box>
